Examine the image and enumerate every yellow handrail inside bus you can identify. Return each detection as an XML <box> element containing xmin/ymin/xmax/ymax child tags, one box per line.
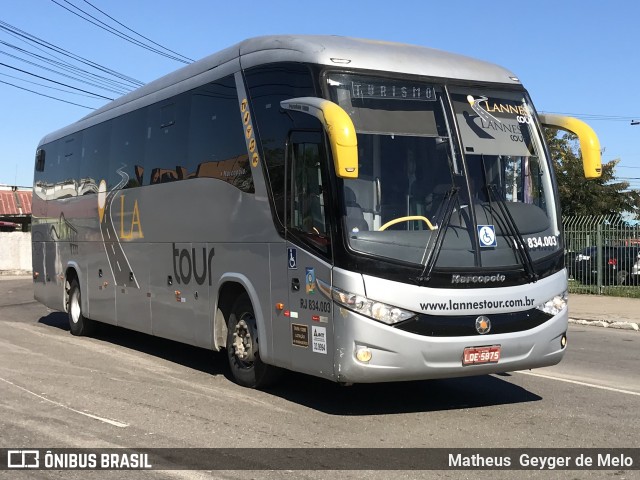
<box><xmin>379</xmin><ymin>216</ymin><xmax>436</xmax><ymax>231</ymax></box>
<box><xmin>539</xmin><ymin>113</ymin><xmax>602</xmax><ymax>179</ymax></box>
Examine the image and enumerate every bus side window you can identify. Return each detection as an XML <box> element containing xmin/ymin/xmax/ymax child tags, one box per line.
<box><xmin>145</xmin><ymin>93</ymin><xmax>190</xmax><ymax>185</ymax></box>
<box><xmin>244</xmin><ymin>63</ymin><xmax>317</xmax><ymax>227</ymax></box>
<box><xmin>81</xmin><ymin>121</ymin><xmax>113</xmax><ymax>195</ymax></box>
<box><xmin>187</xmin><ymin>75</ymin><xmax>253</xmax><ymax>192</ymax></box>
<box><xmin>51</xmin><ymin>134</ymin><xmax>81</xmax><ymax>199</ymax></box>
<box><xmin>110</xmin><ymin>109</ymin><xmax>147</xmax><ymax>189</ymax></box>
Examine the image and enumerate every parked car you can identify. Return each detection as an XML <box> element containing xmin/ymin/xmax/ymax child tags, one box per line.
<box><xmin>573</xmin><ymin>246</ymin><xmax>640</xmax><ymax>286</ymax></box>
<box><xmin>631</xmin><ymin>251</ymin><xmax>640</xmax><ymax>285</ymax></box>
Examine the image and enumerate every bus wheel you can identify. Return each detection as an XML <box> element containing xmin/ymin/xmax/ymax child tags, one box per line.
<box><xmin>226</xmin><ymin>293</ymin><xmax>280</xmax><ymax>388</ymax></box>
<box><xmin>66</xmin><ymin>278</ymin><xmax>95</xmax><ymax>336</ymax></box>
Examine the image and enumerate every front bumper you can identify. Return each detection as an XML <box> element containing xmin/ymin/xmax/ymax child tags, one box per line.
<box><xmin>332</xmin><ymin>306</ymin><xmax>568</xmax><ymax>383</ymax></box>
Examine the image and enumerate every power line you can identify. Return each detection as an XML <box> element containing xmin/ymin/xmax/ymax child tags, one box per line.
<box><xmin>0</xmin><ymin>39</ymin><xmax>131</xmax><ymax>95</ymax></box>
<box><xmin>0</xmin><ymin>58</ymin><xmax>116</xmax><ymax>100</ymax></box>
<box><xmin>0</xmin><ymin>20</ymin><xmax>143</xmax><ymax>88</ymax></box>
<box><xmin>82</xmin><ymin>0</ymin><xmax>194</xmax><ymax>63</ymax></box>
<box><xmin>0</xmin><ymin>78</ymin><xmax>94</xmax><ymax>109</ymax></box>
<box><xmin>0</xmin><ymin>19</ymin><xmax>151</xmax><ymax>112</ymax></box>
<box><xmin>51</xmin><ymin>0</ymin><xmax>192</xmax><ymax>64</ymax></box>
<box><xmin>0</xmin><ymin>71</ymin><xmax>103</xmax><ymax>98</ymax></box>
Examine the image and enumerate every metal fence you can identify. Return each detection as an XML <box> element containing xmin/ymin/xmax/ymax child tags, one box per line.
<box><xmin>563</xmin><ymin>215</ymin><xmax>640</xmax><ymax>297</ymax></box>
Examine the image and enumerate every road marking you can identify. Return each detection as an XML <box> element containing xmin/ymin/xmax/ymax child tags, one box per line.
<box><xmin>0</xmin><ymin>377</ymin><xmax>129</xmax><ymax>427</ymax></box>
<box><xmin>116</xmin><ymin>261</ymin><xmax>121</xmax><ymax>272</ymax></box>
<box><xmin>111</xmin><ymin>244</ymin><xmax>115</xmax><ymax>254</ymax></box>
<box><xmin>515</xmin><ymin>371</ymin><xmax>640</xmax><ymax>397</ymax></box>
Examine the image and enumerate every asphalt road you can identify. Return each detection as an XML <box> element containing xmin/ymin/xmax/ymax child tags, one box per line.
<box><xmin>0</xmin><ymin>276</ymin><xmax>638</xmax><ymax>479</ymax></box>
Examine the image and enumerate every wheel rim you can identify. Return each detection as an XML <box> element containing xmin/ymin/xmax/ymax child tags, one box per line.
<box><xmin>70</xmin><ymin>290</ymin><xmax>81</xmax><ymax>324</ymax></box>
<box><xmin>232</xmin><ymin>313</ymin><xmax>256</xmax><ymax>368</ymax></box>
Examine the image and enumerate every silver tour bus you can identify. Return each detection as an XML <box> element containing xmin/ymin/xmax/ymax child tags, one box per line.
<box><xmin>32</xmin><ymin>36</ymin><xmax>602</xmax><ymax>388</ymax></box>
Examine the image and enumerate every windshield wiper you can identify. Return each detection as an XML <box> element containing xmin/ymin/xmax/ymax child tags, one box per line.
<box><xmin>486</xmin><ymin>184</ymin><xmax>538</xmax><ymax>282</ymax></box>
<box><xmin>414</xmin><ymin>186</ymin><xmax>459</xmax><ymax>285</ymax></box>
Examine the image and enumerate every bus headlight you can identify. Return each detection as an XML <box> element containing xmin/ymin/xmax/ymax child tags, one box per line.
<box><xmin>318</xmin><ymin>281</ymin><xmax>416</xmax><ymax>325</ymax></box>
<box><xmin>536</xmin><ymin>291</ymin><xmax>568</xmax><ymax>316</ymax></box>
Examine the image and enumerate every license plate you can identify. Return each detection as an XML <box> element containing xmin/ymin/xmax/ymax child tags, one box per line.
<box><xmin>462</xmin><ymin>345</ymin><xmax>501</xmax><ymax>366</ymax></box>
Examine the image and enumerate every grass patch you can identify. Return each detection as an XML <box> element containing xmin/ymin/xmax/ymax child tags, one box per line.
<box><xmin>568</xmin><ymin>279</ymin><xmax>640</xmax><ymax>298</ymax></box>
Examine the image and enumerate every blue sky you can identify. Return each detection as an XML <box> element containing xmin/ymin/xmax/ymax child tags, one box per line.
<box><xmin>2</xmin><ymin>0</ymin><xmax>639</xmax><ymax>189</ymax></box>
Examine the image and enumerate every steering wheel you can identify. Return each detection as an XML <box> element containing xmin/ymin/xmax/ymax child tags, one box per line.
<box><xmin>378</xmin><ymin>216</ymin><xmax>436</xmax><ymax>231</ymax></box>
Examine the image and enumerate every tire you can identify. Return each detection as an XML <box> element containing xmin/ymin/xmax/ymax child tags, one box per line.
<box><xmin>66</xmin><ymin>278</ymin><xmax>95</xmax><ymax>336</ymax></box>
<box><xmin>226</xmin><ymin>293</ymin><xmax>281</xmax><ymax>388</ymax></box>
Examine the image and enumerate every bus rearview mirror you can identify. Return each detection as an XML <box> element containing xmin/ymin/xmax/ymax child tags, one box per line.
<box><xmin>280</xmin><ymin>97</ymin><xmax>358</xmax><ymax>179</ymax></box>
<box><xmin>539</xmin><ymin>113</ymin><xmax>602</xmax><ymax>179</ymax></box>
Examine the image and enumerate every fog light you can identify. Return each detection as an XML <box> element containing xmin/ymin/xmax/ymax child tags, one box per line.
<box><xmin>355</xmin><ymin>347</ymin><xmax>372</xmax><ymax>363</ymax></box>
<box><xmin>561</xmin><ymin>334</ymin><xmax>567</xmax><ymax>349</ymax></box>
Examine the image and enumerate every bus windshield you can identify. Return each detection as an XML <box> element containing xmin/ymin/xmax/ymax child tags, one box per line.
<box><xmin>326</xmin><ymin>73</ymin><xmax>560</xmax><ymax>270</ymax></box>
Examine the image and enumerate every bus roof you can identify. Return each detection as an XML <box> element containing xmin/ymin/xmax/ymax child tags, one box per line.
<box><xmin>39</xmin><ymin>35</ymin><xmax>521</xmax><ymax>145</ymax></box>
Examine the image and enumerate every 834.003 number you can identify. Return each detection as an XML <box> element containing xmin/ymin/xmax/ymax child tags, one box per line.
<box><xmin>526</xmin><ymin>236</ymin><xmax>558</xmax><ymax>249</ymax></box>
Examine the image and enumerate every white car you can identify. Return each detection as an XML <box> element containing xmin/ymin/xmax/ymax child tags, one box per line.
<box><xmin>632</xmin><ymin>251</ymin><xmax>640</xmax><ymax>284</ymax></box>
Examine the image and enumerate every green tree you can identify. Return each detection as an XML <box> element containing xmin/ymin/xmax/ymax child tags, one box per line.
<box><xmin>544</xmin><ymin>128</ymin><xmax>640</xmax><ymax>217</ymax></box>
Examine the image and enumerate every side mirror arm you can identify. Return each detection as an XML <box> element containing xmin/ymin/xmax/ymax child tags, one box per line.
<box><xmin>280</xmin><ymin>97</ymin><xmax>358</xmax><ymax>179</ymax></box>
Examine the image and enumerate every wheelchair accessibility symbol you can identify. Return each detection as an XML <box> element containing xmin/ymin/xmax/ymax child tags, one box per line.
<box><xmin>477</xmin><ymin>225</ymin><xmax>497</xmax><ymax>248</ymax></box>
<box><xmin>288</xmin><ymin>248</ymin><xmax>297</xmax><ymax>269</ymax></box>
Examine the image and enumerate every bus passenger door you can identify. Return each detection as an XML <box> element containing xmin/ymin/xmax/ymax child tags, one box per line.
<box><xmin>285</xmin><ymin>131</ymin><xmax>335</xmax><ymax>380</ymax></box>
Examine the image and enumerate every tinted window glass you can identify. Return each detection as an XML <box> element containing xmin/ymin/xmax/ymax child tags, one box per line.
<box><xmin>49</xmin><ymin>133</ymin><xmax>81</xmax><ymax>199</ymax></box>
<box><xmin>80</xmin><ymin>121</ymin><xmax>112</xmax><ymax>195</ymax></box>
<box><xmin>36</xmin><ymin>140</ymin><xmax>58</xmax><ymax>200</ymax></box>
<box><xmin>245</xmin><ymin>63</ymin><xmax>316</xmax><ymax>224</ymax></box>
<box><xmin>187</xmin><ymin>75</ymin><xmax>253</xmax><ymax>192</ymax></box>
<box><xmin>110</xmin><ymin>109</ymin><xmax>147</xmax><ymax>188</ymax></box>
<box><xmin>145</xmin><ymin>93</ymin><xmax>190</xmax><ymax>184</ymax></box>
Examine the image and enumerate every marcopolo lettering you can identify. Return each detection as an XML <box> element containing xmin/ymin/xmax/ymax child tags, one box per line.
<box><xmin>172</xmin><ymin>243</ymin><xmax>215</xmax><ymax>286</ymax></box>
<box><xmin>451</xmin><ymin>274</ymin><xmax>506</xmax><ymax>284</ymax></box>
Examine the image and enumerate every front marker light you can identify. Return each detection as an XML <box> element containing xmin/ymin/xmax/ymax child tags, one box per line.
<box><xmin>536</xmin><ymin>291</ymin><xmax>568</xmax><ymax>316</ymax></box>
<box><xmin>316</xmin><ymin>280</ymin><xmax>416</xmax><ymax>325</ymax></box>
<box><xmin>355</xmin><ymin>346</ymin><xmax>372</xmax><ymax>363</ymax></box>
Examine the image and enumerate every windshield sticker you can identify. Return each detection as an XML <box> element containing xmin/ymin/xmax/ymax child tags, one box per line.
<box><xmin>478</xmin><ymin>225</ymin><xmax>497</xmax><ymax>248</ymax></box>
<box><xmin>452</xmin><ymin>91</ymin><xmax>536</xmax><ymax>157</ymax></box>
<box><xmin>467</xmin><ymin>95</ymin><xmax>501</xmax><ymax>126</ymax></box>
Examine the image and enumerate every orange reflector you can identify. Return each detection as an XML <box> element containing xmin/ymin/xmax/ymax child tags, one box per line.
<box><xmin>276</xmin><ymin>303</ymin><xmax>284</xmax><ymax>311</ymax></box>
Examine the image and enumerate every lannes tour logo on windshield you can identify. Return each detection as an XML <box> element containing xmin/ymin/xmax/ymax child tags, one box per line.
<box><xmin>467</xmin><ymin>95</ymin><xmax>532</xmax><ymax>123</ymax></box>
<box><xmin>351</xmin><ymin>81</ymin><xmax>437</xmax><ymax>101</ymax></box>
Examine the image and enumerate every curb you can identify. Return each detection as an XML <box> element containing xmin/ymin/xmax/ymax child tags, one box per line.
<box><xmin>0</xmin><ymin>270</ymin><xmax>32</xmax><ymax>276</ymax></box>
<box><xmin>569</xmin><ymin>318</ymin><xmax>640</xmax><ymax>331</ymax></box>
